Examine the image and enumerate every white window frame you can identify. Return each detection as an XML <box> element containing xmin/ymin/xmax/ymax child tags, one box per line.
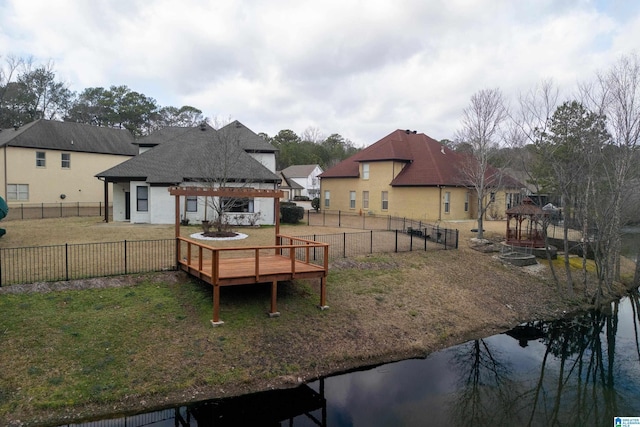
<box><xmin>362</xmin><ymin>163</ymin><xmax>369</xmax><ymax>180</ymax></box>
<box><xmin>136</xmin><ymin>186</ymin><xmax>149</xmax><ymax>212</ymax></box>
<box><xmin>464</xmin><ymin>192</ymin><xmax>469</xmax><ymax>212</ymax></box>
<box><xmin>36</xmin><ymin>151</ymin><xmax>46</xmax><ymax>167</ymax></box>
<box><xmin>7</xmin><ymin>184</ymin><xmax>29</xmax><ymax>200</ymax></box>
<box><xmin>444</xmin><ymin>191</ymin><xmax>451</xmax><ymax>214</ymax></box>
<box><xmin>324</xmin><ymin>190</ymin><xmax>330</xmax><ymax>208</ymax></box>
<box><xmin>381</xmin><ymin>191</ymin><xmax>388</xmax><ymax>210</ymax></box>
<box><xmin>362</xmin><ymin>191</ymin><xmax>369</xmax><ymax>209</ymax></box>
<box><xmin>61</xmin><ymin>152</ymin><xmax>71</xmax><ymax>169</ymax></box>
<box><xmin>349</xmin><ymin>191</ymin><xmax>356</xmax><ymax>209</ymax></box>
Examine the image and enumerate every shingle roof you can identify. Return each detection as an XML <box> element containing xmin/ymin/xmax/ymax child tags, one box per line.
<box><xmin>281</xmin><ymin>164</ymin><xmax>321</xmax><ymax>178</ymax></box>
<box><xmin>320</xmin><ymin>129</ymin><xmax>523</xmax><ymax>188</ymax></box>
<box><xmin>133</xmin><ymin>126</ymin><xmax>197</xmax><ymax>146</ymax></box>
<box><xmin>217</xmin><ymin>120</ymin><xmax>278</xmax><ymax>153</ymax></box>
<box><xmin>0</xmin><ymin>119</ymin><xmax>137</xmax><ymax>155</ymax></box>
<box><xmin>277</xmin><ymin>171</ymin><xmax>304</xmax><ymax>190</ymax></box>
<box><xmin>96</xmin><ymin>125</ymin><xmax>280</xmax><ymax>185</ymax></box>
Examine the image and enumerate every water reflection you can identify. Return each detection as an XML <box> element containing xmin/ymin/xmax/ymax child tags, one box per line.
<box><xmin>55</xmin><ymin>293</ymin><xmax>640</xmax><ymax>427</ymax></box>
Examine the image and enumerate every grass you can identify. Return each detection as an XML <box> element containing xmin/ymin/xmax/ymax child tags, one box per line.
<box><xmin>0</xmin><ymin>216</ymin><xmax>633</xmax><ymax>425</ymax></box>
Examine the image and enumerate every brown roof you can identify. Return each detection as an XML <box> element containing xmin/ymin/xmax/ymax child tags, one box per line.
<box><xmin>320</xmin><ymin>129</ymin><xmax>519</xmax><ymax>187</ymax></box>
<box><xmin>320</xmin><ymin>129</ymin><xmax>522</xmax><ymax>188</ymax></box>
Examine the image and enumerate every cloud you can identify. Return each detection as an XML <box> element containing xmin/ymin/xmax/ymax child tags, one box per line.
<box><xmin>1</xmin><ymin>0</ymin><xmax>638</xmax><ymax>145</ymax></box>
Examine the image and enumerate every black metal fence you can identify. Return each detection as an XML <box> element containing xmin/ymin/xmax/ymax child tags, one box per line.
<box><xmin>4</xmin><ymin>202</ymin><xmax>111</xmax><ymax>221</ymax></box>
<box><xmin>0</xmin><ymin>224</ymin><xmax>458</xmax><ymax>287</ymax></box>
<box><xmin>0</xmin><ymin>239</ymin><xmax>175</xmax><ymax>286</ymax></box>
<box><xmin>294</xmin><ymin>228</ymin><xmax>456</xmax><ymax>266</ymax></box>
<box><xmin>306</xmin><ymin>210</ymin><xmax>458</xmax><ymax>250</ymax></box>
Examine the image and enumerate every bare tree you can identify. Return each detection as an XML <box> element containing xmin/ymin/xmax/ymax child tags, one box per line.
<box><xmin>195</xmin><ymin>117</ymin><xmax>276</xmax><ymax>234</ymax></box>
<box><xmin>581</xmin><ymin>53</ymin><xmax>640</xmax><ymax>285</ymax></box>
<box><xmin>456</xmin><ymin>88</ymin><xmax>508</xmax><ymax>239</ymax></box>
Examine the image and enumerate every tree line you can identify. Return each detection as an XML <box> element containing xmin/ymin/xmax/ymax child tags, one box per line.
<box><xmin>0</xmin><ymin>56</ymin><xmax>205</xmax><ymax>136</ymax></box>
<box><xmin>0</xmin><ymin>55</ymin><xmax>359</xmax><ymax>170</ymax></box>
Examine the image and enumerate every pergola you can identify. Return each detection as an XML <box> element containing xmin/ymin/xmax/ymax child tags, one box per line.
<box><xmin>169</xmin><ymin>186</ymin><xmax>329</xmax><ymax>325</ymax></box>
<box><xmin>505</xmin><ymin>197</ymin><xmax>547</xmax><ymax>248</ymax></box>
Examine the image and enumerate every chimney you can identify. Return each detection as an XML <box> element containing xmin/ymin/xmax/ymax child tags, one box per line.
<box><xmin>200</xmin><ymin>123</ymin><xmax>207</xmax><ymax>131</ymax></box>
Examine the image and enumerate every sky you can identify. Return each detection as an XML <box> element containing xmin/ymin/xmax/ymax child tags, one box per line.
<box><xmin>1</xmin><ymin>0</ymin><xmax>639</xmax><ymax>146</ymax></box>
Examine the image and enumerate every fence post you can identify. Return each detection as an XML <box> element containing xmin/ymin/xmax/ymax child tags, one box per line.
<box><xmin>395</xmin><ymin>229</ymin><xmax>398</xmax><ymax>252</ymax></box>
<box><xmin>307</xmin><ymin>210</ymin><xmax>310</xmax><ymax>226</ymax></box>
<box><xmin>323</xmin><ymin>210</ymin><xmax>325</xmax><ymax>226</ymax></box>
<box><xmin>444</xmin><ymin>229</ymin><xmax>448</xmax><ymax>250</ymax></box>
<box><xmin>42</xmin><ymin>203</ymin><xmax>44</xmax><ymax>219</ymax></box>
<box><xmin>124</xmin><ymin>240</ymin><xmax>128</xmax><ymax>274</ymax></box>
<box><xmin>339</xmin><ymin>210</ymin><xmax>341</xmax><ymax>227</ymax></box>
<box><xmin>313</xmin><ymin>234</ymin><xmax>317</xmax><ymax>261</ymax></box>
<box><xmin>343</xmin><ymin>233</ymin><xmax>346</xmax><ymax>258</ymax></box>
<box><xmin>77</xmin><ymin>202</ymin><xmax>80</xmax><ymax>217</ymax></box>
<box><xmin>424</xmin><ymin>228</ymin><xmax>427</xmax><ymax>251</ymax></box>
<box><xmin>65</xmin><ymin>243</ymin><xmax>69</xmax><ymax>281</ymax></box>
<box><xmin>410</xmin><ymin>231</ymin><xmax>413</xmax><ymax>251</ymax></box>
<box><xmin>455</xmin><ymin>230</ymin><xmax>459</xmax><ymax>249</ymax></box>
<box><xmin>370</xmin><ymin>230</ymin><xmax>373</xmax><ymax>254</ymax></box>
<box><xmin>363</xmin><ymin>213</ymin><xmax>365</xmax><ymax>229</ymax></box>
<box><xmin>60</xmin><ymin>203</ymin><xmax>63</xmax><ymax>218</ymax></box>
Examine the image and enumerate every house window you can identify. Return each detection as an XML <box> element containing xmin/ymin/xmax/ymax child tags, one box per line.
<box><xmin>136</xmin><ymin>186</ymin><xmax>149</xmax><ymax>212</ymax></box>
<box><xmin>444</xmin><ymin>192</ymin><xmax>451</xmax><ymax>214</ymax></box>
<box><xmin>362</xmin><ymin>163</ymin><xmax>369</xmax><ymax>179</ymax></box>
<box><xmin>464</xmin><ymin>192</ymin><xmax>469</xmax><ymax>212</ymax></box>
<box><xmin>7</xmin><ymin>184</ymin><xmax>29</xmax><ymax>200</ymax></box>
<box><xmin>381</xmin><ymin>191</ymin><xmax>388</xmax><ymax>210</ymax></box>
<box><xmin>222</xmin><ymin>197</ymin><xmax>254</xmax><ymax>213</ymax></box>
<box><xmin>186</xmin><ymin>196</ymin><xmax>198</xmax><ymax>212</ymax></box>
<box><xmin>36</xmin><ymin>151</ymin><xmax>46</xmax><ymax>167</ymax></box>
<box><xmin>362</xmin><ymin>191</ymin><xmax>369</xmax><ymax>209</ymax></box>
<box><xmin>490</xmin><ymin>192</ymin><xmax>496</xmax><ymax>202</ymax></box>
<box><xmin>324</xmin><ymin>190</ymin><xmax>330</xmax><ymax>208</ymax></box>
<box><xmin>349</xmin><ymin>191</ymin><xmax>356</xmax><ymax>209</ymax></box>
<box><xmin>61</xmin><ymin>153</ymin><xmax>71</xmax><ymax>168</ymax></box>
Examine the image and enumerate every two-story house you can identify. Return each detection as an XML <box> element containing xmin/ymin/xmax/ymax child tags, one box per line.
<box><xmin>0</xmin><ymin>119</ymin><xmax>137</xmax><ymax>206</ymax></box>
<box><xmin>280</xmin><ymin>164</ymin><xmax>323</xmax><ymax>199</ymax></box>
<box><xmin>319</xmin><ymin>129</ymin><xmax>522</xmax><ymax>222</ymax></box>
<box><xmin>96</xmin><ymin>121</ymin><xmax>281</xmax><ymax>225</ymax></box>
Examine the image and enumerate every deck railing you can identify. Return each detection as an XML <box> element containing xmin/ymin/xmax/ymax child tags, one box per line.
<box><xmin>176</xmin><ymin>235</ymin><xmax>329</xmax><ymax>284</ymax></box>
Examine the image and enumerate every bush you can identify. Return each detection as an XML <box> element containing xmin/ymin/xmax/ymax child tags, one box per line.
<box><xmin>280</xmin><ymin>204</ymin><xmax>304</xmax><ymax>224</ymax></box>
<box><xmin>293</xmin><ymin>195</ymin><xmax>310</xmax><ymax>201</ymax></box>
<box><xmin>311</xmin><ymin>197</ymin><xmax>320</xmax><ymax>212</ymax></box>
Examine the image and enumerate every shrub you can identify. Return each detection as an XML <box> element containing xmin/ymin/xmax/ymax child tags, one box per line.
<box><xmin>311</xmin><ymin>197</ymin><xmax>320</xmax><ymax>212</ymax></box>
<box><xmin>280</xmin><ymin>204</ymin><xmax>304</xmax><ymax>224</ymax></box>
<box><xmin>293</xmin><ymin>195</ymin><xmax>310</xmax><ymax>201</ymax></box>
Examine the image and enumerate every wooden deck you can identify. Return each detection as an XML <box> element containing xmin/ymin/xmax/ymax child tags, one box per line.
<box><xmin>177</xmin><ymin>235</ymin><xmax>329</xmax><ymax>325</ymax></box>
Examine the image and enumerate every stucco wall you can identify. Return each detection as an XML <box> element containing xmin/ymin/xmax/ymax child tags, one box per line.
<box><xmin>3</xmin><ymin>146</ymin><xmax>132</xmax><ymax>204</ymax></box>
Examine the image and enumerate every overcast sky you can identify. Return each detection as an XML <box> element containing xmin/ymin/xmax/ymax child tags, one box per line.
<box><xmin>1</xmin><ymin>0</ymin><xmax>639</xmax><ymax>146</ymax></box>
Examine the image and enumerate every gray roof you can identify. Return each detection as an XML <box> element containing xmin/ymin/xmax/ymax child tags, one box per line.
<box><xmin>133</xmin><ymin>126</ymin><xmax>197</xmax><ymax>146</ymax></box>
<box><xmin>217</xmin><ymin>120</ymin><xmax>278</xmax><ymax>153</ymax></box>
<box><xmin>0</xmin><ymin>119</ymin><xmax>137</xmax><ymax>155</ymax></box>
<box><xmin>281</xmin><ymin>164</ymin><xmax>322</xmax><ymax>178</ymax></box>
<box><xmin>277</xmin><ymin>171</ymin><xmax>304</xmax><ymax>190</ymax></box>
<box><xmin>96</xmin><ymin>124</ymin><xmax>280</xmax><ymax>185</ymax></box>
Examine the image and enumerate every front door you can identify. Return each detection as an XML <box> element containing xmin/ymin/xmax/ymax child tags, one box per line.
<box><xmin>125</xmin><ymin>192</ymin><xmax>130</xmax><ymax>220</ymax></box>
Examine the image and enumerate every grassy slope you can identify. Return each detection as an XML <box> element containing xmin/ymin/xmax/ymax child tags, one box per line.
<box><xmin>0</xmin><ymin>217</ymin><xmax>634</xmax><ymax>425</ymax></box>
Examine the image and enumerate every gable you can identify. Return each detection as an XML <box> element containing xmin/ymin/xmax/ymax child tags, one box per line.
<box><xmin>320</xmin><ymin>129</ymin><xmax>523</xmax><ymax>188</ymax></box>
<box><xmin>97</xmin><ymin>124</ymin><xmax>280</xmax><ymax>185</ymax></box>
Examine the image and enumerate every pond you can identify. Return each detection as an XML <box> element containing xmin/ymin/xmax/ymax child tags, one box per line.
<box><xmin>53</xmin><ymin>291</ymin><xmax>640</xmax><ymax>427</ymax></box>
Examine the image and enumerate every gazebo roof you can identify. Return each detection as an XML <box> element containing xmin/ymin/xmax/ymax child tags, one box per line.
<box><xmin>506</xmin><ymin>197</ymin><xmax>546</xmax><ymax>216</ymax></box>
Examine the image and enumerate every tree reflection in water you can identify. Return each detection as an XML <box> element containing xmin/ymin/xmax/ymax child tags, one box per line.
<box><xmin>449</xmin><ymin>292</ymin><xmax>640</xmax><ymax>426</ymax></box>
